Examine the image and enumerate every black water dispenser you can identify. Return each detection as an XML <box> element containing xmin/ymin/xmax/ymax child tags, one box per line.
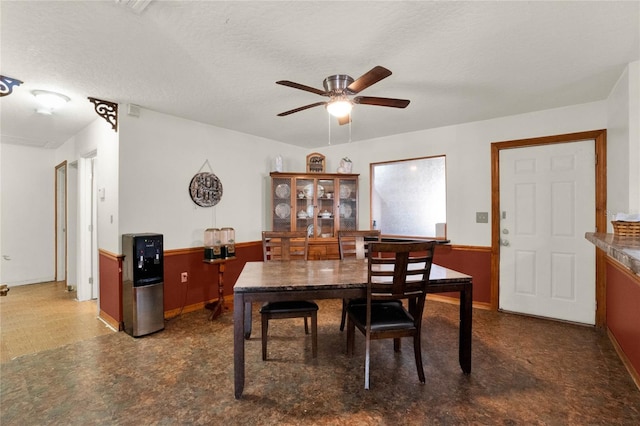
<box><xmin>122</xmin><ymin>233</ymin><xmax>165</xmax><ymax>337</ymax></box>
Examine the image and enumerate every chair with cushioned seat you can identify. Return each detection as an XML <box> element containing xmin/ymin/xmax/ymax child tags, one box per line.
<box><xmin>337</xmin><ymin>230</ymin><xmax>383</xmax><ymax>331</ymax></box>
<box><xmin>346</xmin><ymin>241</ymin><xmax>435</xmax><ymax>389</ymax></box>
<box><xmin>260</xmin><ymin>231</ymin><xmax>318</xmax><ymax>360</ymax></box>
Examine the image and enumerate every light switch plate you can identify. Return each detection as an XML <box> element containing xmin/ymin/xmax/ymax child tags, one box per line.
<box><xmin>476</xmin><ymin>212</ymin><xmax>489</xmax><ymax>223</ymax></box>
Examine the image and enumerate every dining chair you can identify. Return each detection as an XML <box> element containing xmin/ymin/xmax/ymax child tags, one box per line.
<box><xmin>337</xmin><ymin>229</ymin><xmax>384</xmax><ymax>331</ymax></box>
<box><xmin>346</xmin><ymin>241</ymin><xmax>436</xmax><ymax>389</ymax></box>
<box><xmin>260</xmin><ymin>231</ymin><xmax>318</xmax><ymax>360</ymax></box>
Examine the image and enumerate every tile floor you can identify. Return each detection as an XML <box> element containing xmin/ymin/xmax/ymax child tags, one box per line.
<box><xmin>1</xmin><ymin>282</ymin><xmax>639</xmax><ymax>425</ymax></box>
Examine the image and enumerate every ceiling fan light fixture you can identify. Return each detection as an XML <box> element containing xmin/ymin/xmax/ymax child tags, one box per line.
<box><xmin>33</xmin><ymin>90</ymin><xmax>70</xmax><ymax>115</ymax></box>
<box><xmin>326</xmin><ymin>99</ymin><xmax>352</xmax><ymax>118</ymax></box>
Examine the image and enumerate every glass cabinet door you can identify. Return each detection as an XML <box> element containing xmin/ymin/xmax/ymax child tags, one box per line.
<box><xmin>293</xmin><ymin>178</ymin><xmax>315</xmax><ymax>236</ymax></box>
<box><xmin>272</xmin><ymin>177</ymin><xmax>292</xmax><ymax>232</ymax></box>
<box><xmin>338</xmin><ymin>177</ymin><xmax>357</xmax><ymax>231</ymax></box>
<box><xmin>316</xmin><ymin>178</ymin><xmax>336</xmax><ymax>238</ymax></box>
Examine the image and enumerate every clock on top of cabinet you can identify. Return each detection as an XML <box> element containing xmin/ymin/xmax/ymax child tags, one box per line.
<box><xmin>270</xmin><ymin>172</ymin><xmax>358</xmax><ymax>259</ymax></box>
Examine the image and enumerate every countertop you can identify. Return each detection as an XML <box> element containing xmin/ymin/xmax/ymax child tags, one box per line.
<box><xmin>585</xmin><ymin>232</ymin><xmax>640</xmax><ymax>275</ymax></box>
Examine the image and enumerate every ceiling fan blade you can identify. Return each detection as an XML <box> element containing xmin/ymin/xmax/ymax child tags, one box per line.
<box><xmin>276</xmin><ymin>80</ymin><xmax>328</xmax><ymax>96</ymax></box>
<box><xmin>346</xmin><ymin>66</ymin><xmax>392</xmax><ymax>94</ymax></box>
<box><xmin>353</xmin><ymin>96</ymin><xmax>410</xmax><ymax>108</ymax></box>
<box><xmin>338</xmin><ymin>114</ymin><xmax>351</xmax><ymax>126</ymax></box>
<box><xmin>277</xmin><ymin>101</ymin><xmax>327</xmax><ymax>116</ymax></box>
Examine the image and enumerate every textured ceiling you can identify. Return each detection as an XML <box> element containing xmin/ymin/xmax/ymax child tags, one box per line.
<box><xmin>1</xmin><ymin>1</ymin><xmax>638</xmax><ymax>149</ymax></box>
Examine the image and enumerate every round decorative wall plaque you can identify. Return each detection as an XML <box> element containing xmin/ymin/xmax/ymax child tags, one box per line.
<box><xmin>189</xmin><ymin>172</ymin><xmax>223</xmax><ymax>207</ymax></box>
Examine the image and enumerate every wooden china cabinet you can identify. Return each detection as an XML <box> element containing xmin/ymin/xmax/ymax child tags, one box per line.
<box><xmin>270</xmin><ymin>172</ymin><xmax>359</xmax><ymax>259</ymax></box>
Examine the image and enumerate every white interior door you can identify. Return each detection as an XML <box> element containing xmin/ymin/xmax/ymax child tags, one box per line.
<box><xmin>499</xmin><ymin>140</ymin><xmax>596</xmax><ymax>324</ymax></box>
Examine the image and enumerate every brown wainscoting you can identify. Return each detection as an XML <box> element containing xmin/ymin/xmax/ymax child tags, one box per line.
<box><xmin>99</xmin><ymin>309</ymin><xmax>121</xmax><ymax>331</ymax></box>
<box><xmin>98</xmin><ymin>241</ymin><xmax>490</xmax><ymax>324</ymax></box>
<box><xmin>97</xmin><ymin>242</ymin><xmax>264</xmax><ymax>327</ymax></box>
<box><xmin>606</xmin><ymin>256</ymin><xmax>640</xmax><ymax>387</ymax></box>
<box><xmin>98</xmin><ymin>249</ymin><xmax>124</xmax><ymax>328</ymax></box>
<box><xmin>163</xmin><ymin>241</ymin><xmax>263</xmax><ymax>313</ymax></box>
<box><xmin>433</xmin><ymin>244</ymin><xmax>491</xmax><ymax>304</ymax></box>
<box><xmin>608</xmin><ymin>327</ymin><xmax>640</xmax><ymax>391</ymax></box>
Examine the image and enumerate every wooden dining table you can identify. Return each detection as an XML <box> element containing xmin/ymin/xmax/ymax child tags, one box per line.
<box><xmin>233</xmin><ymin>258</ymin><xmax>473</xmax><ymax>399</ymax></box>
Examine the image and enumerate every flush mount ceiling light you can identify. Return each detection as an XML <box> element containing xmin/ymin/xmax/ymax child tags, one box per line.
<box><xmin>32</xmin><ymin>90</ymin><xmax>70</xmax><ymax>115</ymax></box>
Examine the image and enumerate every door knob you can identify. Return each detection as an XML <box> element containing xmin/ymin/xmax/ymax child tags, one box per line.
<box><xmin>501</xmin><ymin>239</ymin><xmax>510</xmax><ymax>247</ymax></box>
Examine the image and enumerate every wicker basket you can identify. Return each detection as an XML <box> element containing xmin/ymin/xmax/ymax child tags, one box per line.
<box><xmin>612</xmin><ymin>221</ymin><xmax>640</xmax><ymax>237</ymax></box>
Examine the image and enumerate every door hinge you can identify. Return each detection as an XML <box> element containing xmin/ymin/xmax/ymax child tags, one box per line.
<box><xmin>89</xmin><ymin>277</ymin><xmax>93</xmax><ymax>284</ymax></box>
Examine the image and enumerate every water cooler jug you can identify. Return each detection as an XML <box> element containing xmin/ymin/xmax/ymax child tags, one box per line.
<box><xmin>122</xmin><ymin>233</ymin><xmax>165</xmax><ymax>337</ymax></box>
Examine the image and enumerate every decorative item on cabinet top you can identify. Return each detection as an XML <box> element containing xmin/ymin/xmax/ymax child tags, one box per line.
<box><xmin>273</xmin><ymin>155</ymin><xmax>283</xmax><ymax>172</ymax></box>
<box><xmin>337</xmin><ymin>157</ymin><xmax>353</xmax><ymax>174</ymax></box>
<box><xmin>306</xmin><ymin>152</ymin><xmax>325</xmax><ymax>173</ymax></box>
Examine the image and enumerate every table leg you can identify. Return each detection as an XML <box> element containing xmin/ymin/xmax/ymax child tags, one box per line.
<box><xmin>244</xmin><ymin>302</ymin><xmax>252</xmax><ymax>339</ymax></box>
<box><xmin>459</xmin><ymin>283</ymin><xmax>472</xmax><ymax>374</ymax></box>
<box><xmin>234</xmin><ymin>292</ymin><xmax>245</xmax><ymax>399</ymax></box>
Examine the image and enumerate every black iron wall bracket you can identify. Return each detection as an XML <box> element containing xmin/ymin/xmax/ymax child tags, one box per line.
<box><xmin>88</xmin><ymin>97</ymin><xmax>118</xmax><ymax>132</ymax></box>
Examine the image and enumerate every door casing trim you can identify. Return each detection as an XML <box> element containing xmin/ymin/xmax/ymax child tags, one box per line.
<box><xmin>54</xmin><ymin>160</ymin><xmax>67</xmax><ymax>284</ymax></box>
<box><xmin>490</xmin><ymin>130</ymin><xmax>607</xmax><ymax>327</ymax></box>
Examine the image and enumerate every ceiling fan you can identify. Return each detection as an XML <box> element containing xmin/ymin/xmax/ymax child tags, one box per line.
<box><xmin>276</xmin><ymin>66</ymin><xmax>410</xmax><ymax>125</ymax></box>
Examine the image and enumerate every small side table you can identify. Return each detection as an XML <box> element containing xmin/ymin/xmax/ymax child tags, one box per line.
<box><xmin>203</xmin><ymin>257</ymin><xmax>236</xmax><ymax>320</ymax></box>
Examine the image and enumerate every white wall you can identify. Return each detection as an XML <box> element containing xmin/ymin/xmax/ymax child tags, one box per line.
<box><xmin>0</xmin><ymin>144</ymin><xmax>56</xmax><ymax>285</ymax></box>
<box><xmin>607</xmin><ymin>60</ymin><xmax>640</xmax><ymax>221</ymax></box>
<box><xmin>49</xmin><ymin>117</ymin><xmax>117</xmax><ymax>297</ymax></box>
<box><xmin>607</xmin><ymin>64</ymin><xmax>632</xmax><ymax>220</ymax></box>
<box><xmin>319</xmin><ymin>101</ymin><xmax>607</xmax><ymax>247</ymax></box>
<box><xmin>631</xmin><ymin>61</ymin><xmax>640</xmax><ymax>214</ymax></box>
<box><xmin>117</xmin><ymin>108</ymin><xmax>307</xmax><ymax>250</ymax></box>
<box><xmin>95</xmin><ymin>121</ymin><xmax>119</xmax><ymax>253</ymax></box>
<box><xmin>60</xmin><ymin>117</ymin><xmax>120</xmax><ymax>254</ymax></box>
